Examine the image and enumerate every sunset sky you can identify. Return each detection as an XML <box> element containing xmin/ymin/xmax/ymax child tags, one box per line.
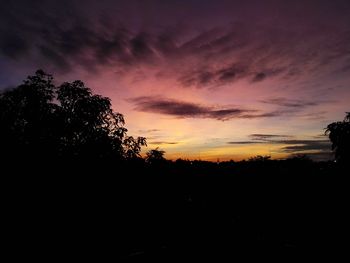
<box><xmin>1</xmin><ymin>0</ymin><xmax>350</xmax><ymax>161</ymax></box>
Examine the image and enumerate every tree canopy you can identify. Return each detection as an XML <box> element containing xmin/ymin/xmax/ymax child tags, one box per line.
<box><xmin>326</xmin><ymin>112</ymin><xmax>350</xmax><ymax>164</ymax></box>
<box><xmin>146</xmin><ymin>148</ymin><xmax>166</xmax><ymax>164</ymax></box>
<box><xmin>0</xmin><ymin>70</ymin><xmax>146</xmax><ymax>163</ymax></box>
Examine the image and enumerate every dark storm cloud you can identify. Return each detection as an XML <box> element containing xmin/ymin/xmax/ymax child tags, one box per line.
<box><xmin>129</xmin><ymin>96</ymin><xmax>280</xmax><ymax>120</ymax></box>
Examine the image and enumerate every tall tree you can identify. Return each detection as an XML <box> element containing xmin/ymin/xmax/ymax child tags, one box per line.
<box><xmin>326</xmin><ymin>112</ymin><xmax>350</xmax><ymax>164</ymax></box>
<box><xmin>0</xmin><ymin>70</ymin><xmax>146</xmax><ymax>162</ymax></box>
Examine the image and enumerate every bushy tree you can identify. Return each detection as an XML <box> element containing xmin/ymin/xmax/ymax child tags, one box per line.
<box><xmin>146</xmin><ymin>148</ymin><xmax>166</xmax><ymax>164</ymax></box>
<box><xmin>0</xmin><ymin>70</ymin><xmax>146</xmax><ymax>162</ymax></box>
<box><xmin>326</xmin><ymin>112</ymin><xmax>350</xmax><ymax>164</ymax></box>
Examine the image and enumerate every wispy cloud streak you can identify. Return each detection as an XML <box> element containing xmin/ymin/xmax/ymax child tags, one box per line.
<box><xmin>129</xmin><ymin>96</ymin><xmax>283</xmax><ymax>120</ymax></box>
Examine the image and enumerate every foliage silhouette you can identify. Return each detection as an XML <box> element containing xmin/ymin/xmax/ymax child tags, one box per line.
<box><xmin>0</xmin><ymin>70</ymin><xmax>146</xmax><ymax>162</ymax></box>
<box><xmin>326</xmin><ymin>112</ymin><xmax>350</xmax><ymax>164</ymax></box>
<box><xmin>146</xmin><ymin>147</ymin><xmax>166</xmax><ymax>164</ymax></box>
<box><xmin>248</xmin><ymin>155</ymin><xmax>271</xmax><ymax>162</ymax></box>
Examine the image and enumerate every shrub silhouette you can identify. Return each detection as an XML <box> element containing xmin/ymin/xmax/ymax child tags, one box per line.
<box><xmin>0</xmin><ymin>70</ymin><xmax>146</xmax><ymax>162</ymax></box>
<box><xmin>326</xmin><ymin>112</ymin><xmax>350</xmax><ymax>164</ymax></box>
<box><xmin>146</xmin><ymin>147</ymin><xmax>166</xmax><ymax>164</ymax></box>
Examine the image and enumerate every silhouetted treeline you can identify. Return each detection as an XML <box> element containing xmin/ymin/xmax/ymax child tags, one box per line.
<box><xmin>7</xmin><ymin>157</ymin><xmax>347</xmax><ymax>259</ymax></box>
<box><xmin>1</xmin><ymin>71</ymin><xmax>349</xmax><ymax>259</ymax></box>
<box><xmin>0</xmin><ymin>70</ymin><xmax>146</xmax><ymax>167</ymax></box>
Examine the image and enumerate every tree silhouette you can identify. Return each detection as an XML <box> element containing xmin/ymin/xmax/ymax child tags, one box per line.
<box><xmin>326</xmin><ymin>112</ymin><xmax>350</xmax><ymax>164</ymax></box>
<box><xmin>0</xmin><ymin>70</ymin><xmax>59</xmax><ymax>160</ymax></box>
<box><xmin>248</xmin><ymin>155</ymin><xmax>271</xmax><ymax>162</ymax></box>
<box><xmin>0</xmin><ymin>70</ymin><xmax>146</xmax><ymax>162</ymax></box>
<box><xmin>146</xmin><ymin>147</ymin><xmax>166</xmax><ymax>164</ymax></box>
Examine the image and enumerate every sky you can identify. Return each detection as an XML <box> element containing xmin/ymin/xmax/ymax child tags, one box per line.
<box><xmin>1</xmin><ymin>0</ymin><xmax>350</xmax><ymax>161</ymax></box>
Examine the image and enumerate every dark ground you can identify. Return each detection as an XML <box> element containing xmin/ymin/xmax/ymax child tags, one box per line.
<box><xmin>5</xmin><ymin>159</ymin><xmax>348</xmax><ymax>259</ymax></box>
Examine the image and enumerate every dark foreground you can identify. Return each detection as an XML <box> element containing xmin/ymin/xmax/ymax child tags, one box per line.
<box><xmin>6</xmin><ymin>159</ymin><xmax>348</xmax><ymax>259</ymax></box>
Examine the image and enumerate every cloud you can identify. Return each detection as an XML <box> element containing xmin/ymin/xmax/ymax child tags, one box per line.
<box><xmin>227</xmin><ymin>141</ymin><xmax>265</xmax><ymax>144</ymax></box>
<box><xmin>177</xmin><ymin>64</ymin><xmax>272</xmax><ymax>88</ymax></box>
<box><xmin>260</xmin><ymin>97</ymin><xmax>335</xmax><ymax>109</ymax></box>
<box><xmin>249</xmin><ymin>134</ymin><xmax>293</xmax><ymax>140</ymax></box>
<box><xmin>227</xmin><ymin>134</ymin><xmax>294</xmax><ymax>145</ymax></box>
<box><xmin>138</xmin><ymin>129</ymin><xmax>161</xmax><ymax>133</ymax></box>
<box><xmin>252</xmin><ymin>73</ymin><xmax>266</xmax><ymax>82</ymax></box>
<box><xmin>217</xmin><ymin>64</ymin><xmax>245</xmax><ymax>82</ymax></box>
<box><xmin>228</xmin><ymin>137</ymin><xmax>331</xmax><ymax>157</ymax></box>
<box><xmin>177</xmin><ymin>63</ymin><xmax>289</xmax><ymax>88</ymax></box>
<box><xmin>239</xmin><ymin>111</ymin><xmax>287</xmax><ymax>119</ymax></box>
<box><xmin>0</xmin><ymin>1</ymin><xmax>153</xmax><ymax>72</ymax></box>
<box><xmin>299</xmin><ymin>111</ymin><xmax>328</xmax><ymax>121</ymax></box>
<box><xmin>260</xmin><ymin>98</ymin><xmax>319</xmax><ymax>108</ymax></box>
<box><xmin>130</xmin><ymin>33</ymin><xmax>155</xmax><ymax>60</ymax></box>
<box><xmin>279</xmin><ymin>139</ymin><xmax>331</xmax><ymax>153</ymax></box>
<box><xmin>129</xmin><ymin>96</ymin><xmax>246</xmax><ymax>120</ymax></box>
<box><xmin>312</xmin><ymin>134</ymin><xmax>328</xmax><ymax>139</ymax></box>
<box><xmin>148</xmin><ymin>141</ymin><xmax>178</xmax><ymax>145</ymax></box>
<box><xmin>129</xmin><ymin>96</ymin><xmax>281</xmax><ymax>120</ymax></box>
<box><xmin>1</xmin><ymin>0</ymin><xmax>350</xmax><ymax>89</ymax></box>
